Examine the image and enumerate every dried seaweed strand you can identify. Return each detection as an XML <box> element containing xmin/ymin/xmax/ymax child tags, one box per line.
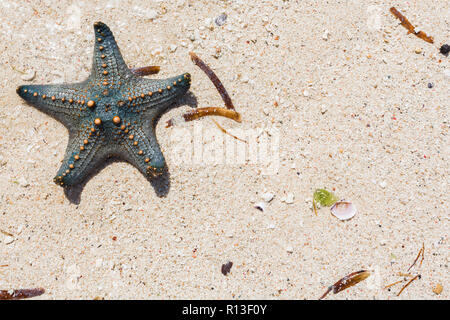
<box><xmin>390</xmin><ymin>7</ymin><xmax>434</xmax><ymax>44</ymax></box>
<box><xmin>419</xmin><ymin>242</ymin><xmax>425</xmax><ymax>267</ymax></box>
<box><xmin>189</xmin><ymin>52</ymin><xmax>235</xmax><ymax>110</ymax></box>
<box><xmin>319</xmin><ymin>270</ymin><xmax>370</xmax><ymax>300</ymax></box>
<box><xmin>397</xmin><ymin>274</ymin><xmax>420</xmax><ymax>296</ymax></box>
<box><xmin>166</xmin><ymin>53</ymin><xmax>242</xmax><ymax>131</ymax></box>
<box><xmin>166</xmin><ymin>107</ymin><xmax>242</xmax><ymax>127</ymax></box>
<box><xmin>130</xmin><ymin>66</ymin><xmax>161</xmax><ymax>77</ymax></box>
<box><xmin>319</xmin><ymin>286</ymin><xmax>332</xmax><ymax>300</ymax></box>
<box><xmin>407</xmin><ymin>242</ymin><xmax>424</xmax><ymax>272</ymax></box>
<box><xmin>0</xmin><ymin>288</ymin><xmax>45</xmax><ymax>300</ymax></box>
<box><xmin>384</xmin><ymin>279</ymin><xmax>405</xmax><ymax>289</ymax></box>
<box><xmin>211</xmin><ymin>119</ymin><xmax>247</xmax><ymax>143</ymax></box>
<box><xmin>181</xmin><ymin>107</ymin><xmax>241</xmax><ymax>123</ymax></box>
<box><xmin>0</xmin><ymin>229</ymin><xmax>13</xmax><ymax>237</ymax></box>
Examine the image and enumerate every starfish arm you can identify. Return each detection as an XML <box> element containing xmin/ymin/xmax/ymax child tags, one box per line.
<box><xmin>16</xmin><ymin>83</ymin><xmax>90</xmax><ymax>128</ymax></box>
<box><xmin>120</xmin><ymin>73</ymin><xmax>191</xmax><ymax>116</ymax></box>
<box><xmin>119</xmin><ymin>125</ymin><xmax>166</xmax><ymax>178</ymax></box>
<box><xmin>91</xmin><ymin>22</ymin><xmax>131</xmax><ymax>82</ymax></box>
<box><xmin>54</xmin><ymin>125</ymin><xmax>105</xmax><ymax>187</ymax></box>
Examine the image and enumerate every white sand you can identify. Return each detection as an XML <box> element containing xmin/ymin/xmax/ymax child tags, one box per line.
<box><xmin>0</xmin><ymin>0</ymin><xmax>448</xmax><ymax>299</ymax></box>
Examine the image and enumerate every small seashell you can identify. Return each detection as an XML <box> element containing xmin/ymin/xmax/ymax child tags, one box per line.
<box><xmin>261</xmin><ymin>192</ymin><xmax>274</xmax><ymax>202</ymax></box>
<box><xmin>21</xmin><ymin>69</ymin><xmax>36</xmax><ymax>81</ymax></box>
<box><xmin>168</xmin><ymin>44</ymin><xmax>177</xmax><ymax>53</ymax></box>
<box><xmin>254</xmin><ymin>202</ymin><xmax>266</xmax><ymax>212</ymax></box>
<box><xmin>330</xmin><ymin>200</ymin><xmax>357</xmax><ymax>221</ymax></box>
<box><xmin>4</xmin><ymin>236</ymin><xmax>14</xmax><ymax>244</ymax></box>
<box><xmin>285</xmin><ymin>193</ymin><xmax>294</xmax><ymax>204</ymax></box>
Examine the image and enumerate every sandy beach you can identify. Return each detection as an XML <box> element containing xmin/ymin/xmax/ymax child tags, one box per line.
<box><xmin>0</xmin><ymin>0</ymin><xmax>448</xmax><ymax>299</ymax></box>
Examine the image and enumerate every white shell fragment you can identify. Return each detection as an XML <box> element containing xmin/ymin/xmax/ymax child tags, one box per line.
<box><xmin>261</xmin><ymin>192</ymin><xmax>274</xmax><ymax>202</ymax></box>
<box><xmin>330</xmin><ymin>200</ymin><xmax>357</xmax><ymax>221</ymax></box>
<box><xmin>21</xmin><ymin>69</ymin><xmax>36</xmax><ymax>81</ymax></box>
<box><xmin>4</xmin><ymin>236</ymin><xmax>14</xmax><ymax>244</ymax></box>
<box><xmin>254</xmin><ymin>202</ymin><xmax>266</xmax><ymax>212</ymax></box>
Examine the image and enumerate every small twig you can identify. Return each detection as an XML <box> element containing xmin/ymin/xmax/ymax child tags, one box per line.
<box><xmin>419</xmin><ymin>242</ymin><xmax>425</xmax><ymax>267</ymax></box>
<box><xmin>407</xmin><ymin>242</ymin><xmax>424</xmax><ymax>272</ymax></box>
<box><xmin>384</xmin><ymin>280</ymin><xmax>405</xmax><ymax>289</ymax></box>
<box><xmin>189</xmin><ymin>52</ymin><xmax>235</xmax><ymax>110</ymax></box>
<box><xmin>130</xmin><ymin>66</ymin><xmax>160</xmax><ymax>77</ymax></box>
<box><xmin>0</xmin><ymin>265</ymin><xmax>8</xmax><ymax>267</ymax></box>
<box><xmin>390</xmin><ymin>7</ymin><xmax>434</xmax><ymax>44</ymax></box>
<box><xmin>313</xmin><ymin>199</ymin><xmax>318</xmax><ymax>216</ymax></box>
<box><xmin>211</xmin><ymin>119</ymin><xmax>247</xmax><ymax>144</ymax></box>
<box><xmin>397</xmin><ymin>274</ymin><xmax>420</xmax><ymax>296</ymax></box>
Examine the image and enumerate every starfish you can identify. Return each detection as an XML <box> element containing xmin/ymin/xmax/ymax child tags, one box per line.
<box><xmin>16</xmin><ymin>22</ymin><xmax>191</xmax><ymax>187</ymax></box>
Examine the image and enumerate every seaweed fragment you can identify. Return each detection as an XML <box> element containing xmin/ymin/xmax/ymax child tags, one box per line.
<box><xmin>313</xmin><ymin>189</ymin><xmax>338</xmax><ymax>215</ymax></box>
<box><xmin>166</xmin><ymin>52</ymin><xmax>243</xmax><ymax>141</ymax></box>
<box><xmin>319</xmin><ymin>270</ymin><xmax>371</xmax><ymax>299</ymax></box>
<box><xmin>166</xmin><ymin>107</ymin><xmax>241</xmax><ymax>127</ymax></box>
<box><xmin>384</xmin><ymin>243</ymin><xmax>425</xmax><ymax>296</ymax></box>
<box><xmin>189</xmin><ymin>51</ymin><xmax>235</xmax><ymax>110</ymax></box>
<box><xmin>407</xmin><ymin>242</ymin><xmax>424</xmax><ymax>272</ymax></box>
<box><xmin>390</xmin><ymin>7</ymin><xmax>434</xmax><ymax>44</ymax></box>
<box><xmin>0</xmin><ymin>288</ymin><xmax>45</xmax><ymax>300</ymax></box>
<box><xmin>397</xmin><ymin>274</ymin><xmax>421</xmax><ymax>296</ymax></box>
<box><xmin>211</xmin><ymin>119</ymin><xmax>247</xmax><ymax>144</ymax></box>
<box><xmin>313</xmin><ymin>189</ymin><xmax>338</xmax><ymax>207</ymax></box>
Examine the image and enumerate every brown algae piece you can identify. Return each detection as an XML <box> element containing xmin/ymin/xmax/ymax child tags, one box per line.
<box><xmin>390</xmin><ymin>7</ymin><xmax>434</xmax><ymax>44</ymax></box>
<box><xmin>0</xmin><ymin>288</ymin><xmax>45</xmax><ymax>300</ymax></box>
<box><xmin>189</xmin><ymin>51</ymin><xmax>235</xmax><ymax>110</ymax></box>
<box><xmin>319</xmin><ymin>270</ymin><xmax>371</xmax><ymax>299</ymax></box>
<box><xmin>397</xmin><ymin>274</ymin><xmax>421</xmax><ymax>296</ymax></box>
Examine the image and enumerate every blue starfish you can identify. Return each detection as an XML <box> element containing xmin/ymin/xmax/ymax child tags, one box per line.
<box><xmin>16</xmin><ymin>22</ymin><xmax>191</xmax><ymax>187</ymax></box>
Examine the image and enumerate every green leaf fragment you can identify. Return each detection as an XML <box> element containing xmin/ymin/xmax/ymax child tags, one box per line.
<box><xmin>313</xmin><ymin>189</ymin><xmax>338</xmax><ymax>207</ymax></box>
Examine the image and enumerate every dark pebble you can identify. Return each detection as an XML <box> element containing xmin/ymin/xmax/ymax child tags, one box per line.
<box><xmin>221</xmin><ymin>261</ymin><xmax>233</xmax><ymax>275</ymax></box>
<box><xmin>427</xmin><ymin>83</ymin><xmax>434</xmax><ymax>89</ymax></box>
<box><xmin>439</xmin><ymin>44</ymin><xmax>450</xmax><ymax>56</ymax></box>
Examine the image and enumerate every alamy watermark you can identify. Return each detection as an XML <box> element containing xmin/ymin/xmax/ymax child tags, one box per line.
<box><xmin>169</xmin><ymin>123</ymin><xmax>280</xmax><ymax>175</ymax></box>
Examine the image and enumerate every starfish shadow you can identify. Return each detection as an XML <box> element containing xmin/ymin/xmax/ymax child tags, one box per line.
<box><xmin>64</xmin><ymin>91</ymin><xmax>198</xmax><ymax>204</ymax></box>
